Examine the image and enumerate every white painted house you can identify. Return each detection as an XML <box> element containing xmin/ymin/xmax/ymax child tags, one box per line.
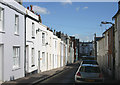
<box><xmin>0</xmin><ymin>0</ymin><xmax>25</xmax><ymax>82</ymax></box>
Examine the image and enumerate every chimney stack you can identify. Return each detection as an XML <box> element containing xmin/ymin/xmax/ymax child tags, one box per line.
<box><xmin>38</xmin><ymin>15</ymin><xmax>42</xmax><ymax>23</ymax></box>
<box><xmin>27</xmin><ymin>7</ymin><xmax>29</xmax><ymax>10</ymax></box>
<box><xmin>30</xmin><ymin>5</ymin><xmax>33</xmax><ymax>11</ymax></box>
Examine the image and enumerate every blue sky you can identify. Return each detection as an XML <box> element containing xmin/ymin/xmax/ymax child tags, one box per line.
<box><xmin>23</xmin><ymin>2</ymin><xmax>118</xmax><ymax>41</ymax></box>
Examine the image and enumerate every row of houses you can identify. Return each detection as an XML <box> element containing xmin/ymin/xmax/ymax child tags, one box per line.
<box><xmin>95</xmin><ymin>1</ymin><xmax>120</xmax><ymax>81</ymax></box>
<box><xmin>0</xmin><ymin>0</ymin><xmax>79</xmax><ymax>83</ymax></box>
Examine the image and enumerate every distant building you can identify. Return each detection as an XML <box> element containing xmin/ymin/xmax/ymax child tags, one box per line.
<box><xmin>79</xmin><ymin>41</ymin><xmax>93</xmax><ymax>57</ymax></box>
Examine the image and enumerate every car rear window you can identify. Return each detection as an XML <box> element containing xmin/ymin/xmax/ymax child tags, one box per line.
<box><xmin>80</xmin><ymin>66</ymin><xmax>100</xmax><ymax>73</ymax></box>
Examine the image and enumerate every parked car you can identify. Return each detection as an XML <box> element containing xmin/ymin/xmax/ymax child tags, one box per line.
<box><xmin>75</xmin><ymin>64</ymin><xmax>104</xmax><ymax>83</ymax></box>
<box><xmin>81</xmin><ymin>60</ymin><xmax>98</xmax><ymax>65</ymax></box>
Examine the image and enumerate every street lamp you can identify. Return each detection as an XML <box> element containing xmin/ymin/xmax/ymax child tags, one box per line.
<box><xmin>101</xmin><ymin>21</ymin><xmax>114</xmax><ymax>25</ymax></box>
<box><xmin>100</xmin><ymin>21</ymin><xmax>114</xmax><ymax>27</ymax></box>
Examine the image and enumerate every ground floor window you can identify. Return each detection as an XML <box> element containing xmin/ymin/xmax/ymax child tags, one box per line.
<box><xmin>31</xmin><ymin>48</ymin><xmax>35</xmax><ymax>67</ymax></box>
<box><xmin>13</xmin><ymin>47</ymin><xmax>20</xmax><ymax>69</ymax></box>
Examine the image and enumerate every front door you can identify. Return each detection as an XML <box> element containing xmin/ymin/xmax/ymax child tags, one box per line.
<box><xmin>0</xmin><ymin>44</ymin><xmax>3</xmax><ymax>81</ymax></box>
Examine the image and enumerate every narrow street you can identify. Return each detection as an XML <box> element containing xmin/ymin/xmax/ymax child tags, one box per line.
<box><xmin>35</xmin><ymin>61</ymin><xmax>118</xmax><ymax>85</ymax></box>
<box><xmin>37</xmin><ymin>62</ymin><xmax>80</xmax><ymax>84</ymax></box>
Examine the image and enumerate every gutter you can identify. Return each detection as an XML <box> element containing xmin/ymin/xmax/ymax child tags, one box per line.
<box><xmin>0</xmin><ymin>1</ymin><xmax>25</xmax><ymax>15</ymax></box>
<box><xmin>24</xmin><ymin>15</ymin><xmax>26</xmax><ymax>76</ymax></box>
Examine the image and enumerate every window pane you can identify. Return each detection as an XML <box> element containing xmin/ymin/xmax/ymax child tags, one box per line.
<box><xmin>13</xmin><ymin>47</ymin><xmax>20</xmax><ymax>69</ymax></box>
<box><xmin>15</xmin><ymin>15</ymin><xmax>19</xmax><ymax>34</ymax></box>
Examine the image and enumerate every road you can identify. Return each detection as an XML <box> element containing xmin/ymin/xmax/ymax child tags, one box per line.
<box><xmin>38</xmin><ymin>62</ymin><xmax>80</xmax><ymax>84</ymax></box>
<box><xmin>35</xmin><ymin>61</ymin><xmax>118</xmax><ymax>85</ymax></box>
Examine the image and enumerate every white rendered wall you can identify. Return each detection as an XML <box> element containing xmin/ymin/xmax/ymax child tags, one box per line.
<box><xmin>0</xmin><ymin>1</ymin><xmax>25</xmax><ymax>82</ymax></box>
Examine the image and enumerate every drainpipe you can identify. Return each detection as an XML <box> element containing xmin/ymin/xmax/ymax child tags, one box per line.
<box><xmin>24</xmin><ymin>15</ymin><xmax>26</xmax><ymax>76</ymax></box>
<box><xmin>113</xmin><ymin>24</ymin><xmax>115</xmax><ymax>79</ymax></box>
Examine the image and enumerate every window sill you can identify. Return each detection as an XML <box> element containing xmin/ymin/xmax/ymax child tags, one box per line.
<box><xmin>14</xmin><ymin>33</ymin><xmax>19</xmax><ymax>36</ymax></box>
<box><xmin>12</xmin><ymin>67</ymin><xmax>21</xmax><ymax>71</ymax></box>
<box><xmin>0</xmin><ymin>31</ymin><xmax>5</xmax><ymax>33</ymax></box>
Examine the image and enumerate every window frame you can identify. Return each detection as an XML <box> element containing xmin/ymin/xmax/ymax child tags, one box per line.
<box><xmin>13</xmin><ymin>46</ymin><xmax>20</xmax><ymax>69</ymax></box>
<box><xmin>32</xmin><ymin>22</ymin><xmax>35</xmax><ymax>39</ymax></box>
<box><xmin>0</xmin><ymin>7</ymin><xmax>4</xmax><ymax>32</ymax></box>
<box><xmin>42</xmin><ymin>32</ymin><xmax>45</xmax><ymax>45</ymax></box>
<box><xmin>14</xmin><ymin>14</ymin><xmax>19</xmax><ymax>35</ymax></box>
<box><xmin>31</xmin><ymin>48</ymin><xmax>35</xmax><ymax>67</ymax></box>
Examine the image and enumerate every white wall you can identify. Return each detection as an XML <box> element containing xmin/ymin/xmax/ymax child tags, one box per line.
<box><xmin>0</xmin><ymin>1</ymin><xmax>25</xmax><ymax>82</ymax></box>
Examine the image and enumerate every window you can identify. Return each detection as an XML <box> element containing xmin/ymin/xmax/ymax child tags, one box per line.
<box><xmin>32</xmin><ymin>23</ymin><xmax>35</xmax><ymax>38</ymax></box>
<box><xmin>55</xmin><ymin>41</ymin><xmax>57</xmax><ymax>49</ymax></box>
<box><xmin>15</xmin><ymin>15</ymin><xmax>19</xmax><ymax>34</ymax></box>
<box><xmin>13</xmin><ymin>47</ymin><xmax>20</xmax><ymax>69</ymax></box>
<box><xmin>0</xmin><ymin>7</ymin><xmax>4</xmax><ymax>31</ymax></box>
<box><xmin>42</xmin><ymin>33</ymin><xmax>45</xmax><ymax>45</ymax></box>
<box><xmin>42</xmin><ymin>52</ymin><xmax>45</xmax><ymax>65</ymax></box>
<box><xmin>31</xmin><ymin>48</ymin><xmax>35</xmax><ymax>67</ymax></box>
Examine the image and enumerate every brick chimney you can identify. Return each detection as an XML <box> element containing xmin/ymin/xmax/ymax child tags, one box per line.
<box><xmin>38</xmin><ymin>15</ymin><xmax>42</xmax><ymax>23</ymax></box>
<box><xmin>27</xmin><ymin>7</ymin><xmax>29</xmax><ymax>10</ymax></box>
<box><xmin>30</xmin><ymin>5</ymin><xmax>33</xmax><ymax>11</ymax></box>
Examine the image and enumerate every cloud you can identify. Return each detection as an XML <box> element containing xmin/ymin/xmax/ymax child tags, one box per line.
<box><xmin>76</xmin><ymin>7</ymin><xmax>80</xmax><ymax>11</ymax></box>
<box><xmin>33</xmin><ymin>5</ymin><xmax>50</xmax><ymax>15</ymax></box>
<box><xmin>61</xmin><ymin>0</ymin><xmax>72</xmax><ymax>5</ymax></box>
<box><xmin>83</xmin><ymin>6</ymin><xmax>88</xmax><ymax>9</ymax></box>
<box><xmin>73</xmin><ymin>34</ymin><xmax>93</xmax><ymax>42</ymax></box>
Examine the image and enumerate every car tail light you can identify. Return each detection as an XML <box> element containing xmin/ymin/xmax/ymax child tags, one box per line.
<box><xmin>77</xmin><ymin>72</ymin><xmax>81</xmax><ymax>76</ymax></box>
<box><xmin>99</xmin><ymin>73</ymin><xmax>103</xmax><ymax>78</ymax></box>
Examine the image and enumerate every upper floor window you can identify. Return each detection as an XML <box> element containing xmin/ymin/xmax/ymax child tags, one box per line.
<box><xmin>42</xmin><ymin>33</ymin><xmax>45</xmax><ymax>45</ymax></box>
<box><xmin>0</xmin><ymin>7</ymin><xmax>4</xmax><ymax>31</ymax></box>
<box><xmin>32</xmin><ymin>22</ymin><xmax>35</xmax><ymax>38</ymax></box>
<box><xmin>15</xmin><ymin>15</ymin><xmax>19</xmax><ymax>34</ymax></box>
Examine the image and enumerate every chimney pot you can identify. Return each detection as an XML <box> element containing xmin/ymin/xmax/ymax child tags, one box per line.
<box><xmin>30</xmin><ymin>5</ymin><xmax>33</xmax><ymax>11</ymax></box>
<box><xmin>27</xmin><ymin>7</ymin><xmax>29</xmax><ymax>10</ymax></box>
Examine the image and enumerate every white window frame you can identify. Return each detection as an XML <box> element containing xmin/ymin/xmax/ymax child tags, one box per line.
<box><xmin>13</xmin><ymin>47</ymin><xmax>20</xmax><ymax>69</ymax></box>
<box><xmin>31</xmin><ymin>48</ymin><xmax>35</xmax><ymax>67</ymax></box>
<box><xmin>42</xmin><ymin>52</ymin><xmax>45</xmax><ymax>65</ymax></box>
<box><xmin>42</xmin><ymin>33</ymin><xmax>45</xmax><ymax>45</ymax></box>
<box><xmin>0</xmin><ymin>7</ymin><xmax>4</xmax><ymax>32</ymax></box>
<box><xmin>15</xmin><ymin>15</ymin><xmax>19</xmax><ymax>35</ymax></box>
<box><xmin>32</xmin><ymin>22</ymin><xmax>35</xmax><ymax>38</ymax></box>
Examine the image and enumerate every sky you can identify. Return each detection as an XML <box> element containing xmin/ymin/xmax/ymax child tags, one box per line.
<box><xmin>23</xmin><ymin>2</ymin><xmax>118</xmax><ymax>41</ymax></box>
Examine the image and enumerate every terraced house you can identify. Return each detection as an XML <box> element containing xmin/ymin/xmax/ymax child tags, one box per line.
<box><xmin>0</xmin><ymin>0</ymin><xmax>25</xmax><ymax>82</ymax></box>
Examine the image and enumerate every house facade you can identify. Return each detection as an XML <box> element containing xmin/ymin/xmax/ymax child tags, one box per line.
<box><xmin>113</xmin><ymin>3</ymin><xmax>120</xmax><ymax>80</ymax></box>
<box><xmin>0</xmin><ymin>0</ymin><xmax>25</xmax><ymax>82</ymax></box>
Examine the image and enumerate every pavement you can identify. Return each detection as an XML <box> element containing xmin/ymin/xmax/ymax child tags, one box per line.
<box><xmin>2</xmin><ymin>61</ymin><xmax>80</xmax><ymax>85</ymax></box>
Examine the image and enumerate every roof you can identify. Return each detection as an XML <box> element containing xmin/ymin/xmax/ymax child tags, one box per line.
<box><xmin>82</xmin><ymin>60</ymin><xmax>97</xmax><ymax>61</ymax></box>
<box><xmin>81</xmin><ymin>64</ymin><xmax>98</xmax><ymax>67</ymax></box>
<box><xmin>96</xmin><ymin>37</ymin><xmax>104</xmax><ymax>41</ymax></box>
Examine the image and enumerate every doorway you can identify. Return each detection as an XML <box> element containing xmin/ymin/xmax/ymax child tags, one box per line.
<box><xmin>0</xmin><ymin>44</ymin><xmax>3</xmax><ymax>81</ymax></box>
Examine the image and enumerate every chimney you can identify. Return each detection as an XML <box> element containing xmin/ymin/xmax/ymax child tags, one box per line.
<box><xmin>30</xmin><ymin>5</ymin><xmax>33</xmax><ymax>11</ymax></box>
<box><xmin>27</xmin><ymin>7</ymin><xmax>29</xmax><ymax>10</ymax></box>
<box><xmin>38</xmin><ymin>15</ymin><xmax>42</xmax><ymax>23</ymax></box>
